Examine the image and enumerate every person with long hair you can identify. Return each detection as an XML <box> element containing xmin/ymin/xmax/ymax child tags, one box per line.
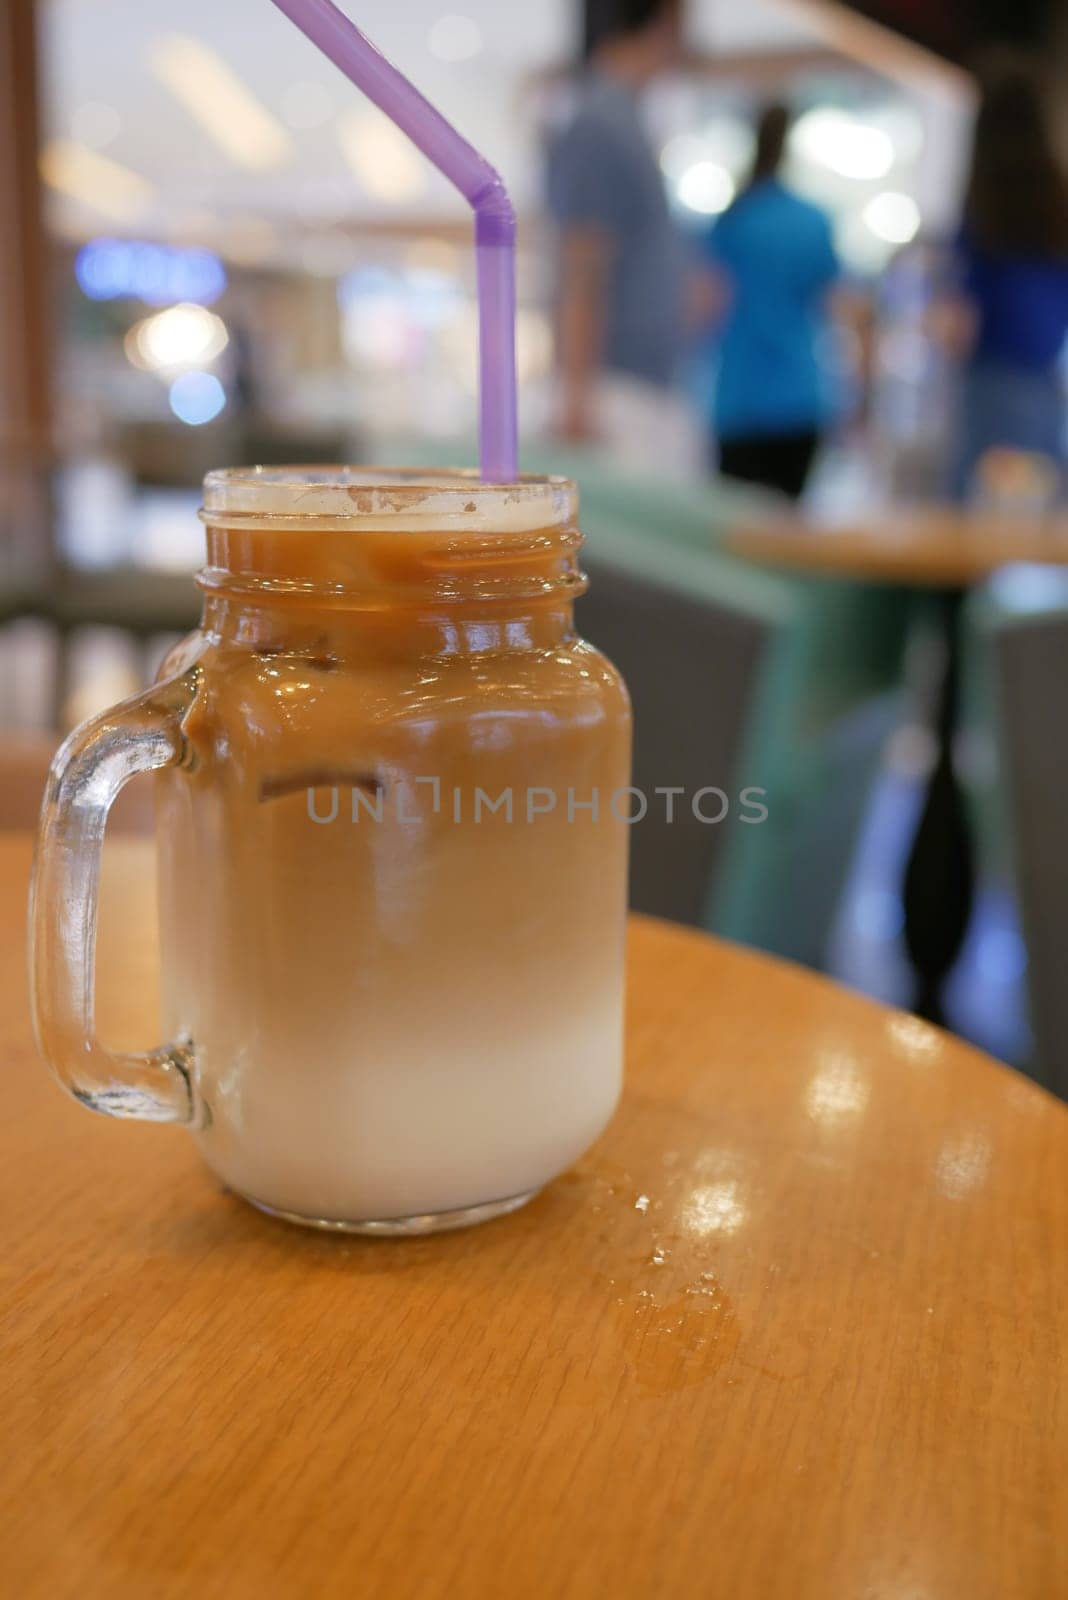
<box><xmin>701</xmin><ymin>103</ymin><xmax>842</xmax><ymax>499</ymax></box>
<box><xmin>947</xmin><ymin>63</ymin><xmax>1068</xmax><ymax>496</ymax></box>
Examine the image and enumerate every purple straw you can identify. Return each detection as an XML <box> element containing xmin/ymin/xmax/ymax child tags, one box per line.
<box><xmin>268</xmin><ymin>0</ymin><xmax>518</xmax><ymax>483</ymax></box>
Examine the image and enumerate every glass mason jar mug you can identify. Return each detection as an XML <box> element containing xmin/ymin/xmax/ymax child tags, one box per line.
<box><xmin>29</xmin><ymin>469</ymin><xmax>632</xmax><ymax>1234</ymax></box>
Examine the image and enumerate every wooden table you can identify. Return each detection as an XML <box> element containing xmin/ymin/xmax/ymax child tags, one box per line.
<box><xmin>727</xmin><ymin>503</ymin><xmax>1068</xmax><ymax>588</ymax></box>
<box><xmin>2</xmin><ymin>833</ymin><xmax>1066</xmax><ymax>1598</ymax></box>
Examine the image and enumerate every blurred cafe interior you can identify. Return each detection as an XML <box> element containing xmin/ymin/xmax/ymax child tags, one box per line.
<box><xmin>3</xmin><ymin>0</ymin><xmax>1068</xmax><ymax>1087</ymax></box>
<box><xmin>7</xmin><ymin>4</ymin><xmax>1068</xmax><ymax>1591</ymax></box>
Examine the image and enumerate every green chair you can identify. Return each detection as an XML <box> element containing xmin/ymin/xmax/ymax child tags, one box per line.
<box><xmin>580</xmin><ymin>515</ymin><xmax>905</xmax><ymax>959</ymax></box>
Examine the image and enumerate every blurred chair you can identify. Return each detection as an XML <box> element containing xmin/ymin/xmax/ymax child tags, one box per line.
<box><xmin>969</xmin><ymin>566</ymin><xmax>1068</xmax><ymax>1099</ymax></box>
<box><xmin>0</xmin><ymin>732</ymin><xmax>154</xmax><ymax>834</ymax></box>
<box><xmin>578</xmin><ymin>540</ymin><xmax>790</xmax><ymax>924</ymax></box>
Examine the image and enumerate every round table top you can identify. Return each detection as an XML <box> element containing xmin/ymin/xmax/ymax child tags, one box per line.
<box><xmin>2</xmin><ymin>832</ymin><xmax>1066</xmax><ymax>1599</ymax></box>
<box><xmin>727</xmin><ymin>502</ymin><xmax>1068</xmax><ymax>587</ymax></box>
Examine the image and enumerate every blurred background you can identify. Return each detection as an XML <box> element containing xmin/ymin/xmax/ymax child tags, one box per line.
<box><xmin>3</xmin><ymin>0</ymin><xmax>1067</xmax><ymax>1086</ymax></box>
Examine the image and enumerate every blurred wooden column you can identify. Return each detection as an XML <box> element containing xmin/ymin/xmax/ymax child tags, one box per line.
<box><xmin>0</xmin><ymin>0</ymin><xmax>54</xmax><ymax>581</ymax></box>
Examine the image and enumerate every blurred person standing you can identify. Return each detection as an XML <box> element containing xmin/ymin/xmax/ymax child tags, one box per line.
<box><xmin>545</xmin><ymin>0</ymin><xmax>698</xmax><ymax>472</ymax></box>
<box><xmin>702</xmin><ymin>104</ymin><xmax>842</xmax><ymax>500</ymax></box>
<box><xmin>944</xmin><ymin>65</ymin><xmax>1068</xmax><ymax>500</ymax></box>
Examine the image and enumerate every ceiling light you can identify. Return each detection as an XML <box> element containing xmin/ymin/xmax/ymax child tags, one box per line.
<box><xmin>791</xmin><ymin>109</ymin><xmax>894</xmax><ymax>182</ymax></box>
<box><xmin>150</xmin><ymin>34</ymin><xmax>293</xmax><ymax>171</ymax></box>
<box><xmin>427</xmin><ymin>15</ymin><xmax>484</xmax><ymax>63</ymax></box>
<box><xmin>863</xmin><ymin>191</ymin><xmax>921</xmax><ymax>244</ymax></box>
<box><xmin>676</xmin><ymin>162</ymin><xmax>735</xmax><ymax>215</ymax></box>
<box><xmin>39</xmin><ymin>140</ymin><xmax>154</xmax><ymax>223</ymax></box>
<box><xmin>336</xmin><ymin>107</ymin><xmax>425</xmax><ymax>204</ymax></box>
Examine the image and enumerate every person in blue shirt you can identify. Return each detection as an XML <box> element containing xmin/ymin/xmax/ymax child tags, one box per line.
<box><xmin>545</xmin><ymin>0</ymin><xmax>696</xmax><ymax>470</ymax></box>
<box><xmin>702</xmin><ymin>104</ymin><xmax>841</xmax><ymax>499</ymax></box>
<box><xmin>945</xmin><ymin>65</ymin><xmax>1068</xmax><ymax>498</ymax></box>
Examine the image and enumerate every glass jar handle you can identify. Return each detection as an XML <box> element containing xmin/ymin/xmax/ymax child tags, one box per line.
<box><xmin>29</xmin><ymin>675</ymin><xmax>198</xmax><ymax>1124</ymax></box>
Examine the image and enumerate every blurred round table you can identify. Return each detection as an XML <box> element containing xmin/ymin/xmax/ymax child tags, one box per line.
<box><xmin>726</xmin><ymin>502</ymin><xmax>1068</xmax><ymax>587</ymax></box>
<box><xmin>729</xmin><ymin>502</ymin><xmax>1068</xmax><ymax>1024</ymax></box>
<box><xmin>2</xmin><ymin>833</ymin><xmax>1066</xmax><ymax>1599</ymax></box>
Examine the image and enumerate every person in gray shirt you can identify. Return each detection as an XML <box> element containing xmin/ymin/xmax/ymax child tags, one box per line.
<box><xmin>546</xmin><ymin>0</ymin><xmax>694</xmax><ymax>463</ymax></box>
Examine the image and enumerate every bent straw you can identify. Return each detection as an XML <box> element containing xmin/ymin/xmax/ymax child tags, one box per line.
<box><xmin>268</xmin><ymin>0</ymin><xmax>518</xmax><ymax>482</ymax></box>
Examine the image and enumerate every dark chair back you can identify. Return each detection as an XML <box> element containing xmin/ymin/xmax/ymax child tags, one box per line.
<box><xmin>976</xmin><ymin>568</ymin><xmax>1068</xmax><ymax>1098</ymax></box>
<box><xmin>578</xmin><ymin>554</ymin><xmax>773</xmax><ymax>926</ymax></box>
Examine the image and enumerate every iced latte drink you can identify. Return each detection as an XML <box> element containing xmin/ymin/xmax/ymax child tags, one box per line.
<box><xmin>147</xmin><ymin>469</ymin><xmax>631</xmax><ymax>1231</ymax></box>
<box><xmin>29</xmin><ymin>469</ymin><xmax>630</xmax><ymax>1232</ymax></box>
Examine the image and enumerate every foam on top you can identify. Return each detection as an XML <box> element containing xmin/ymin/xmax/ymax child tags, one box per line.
<box><xmin>201</xmin><ymin>468</ymin><xmax>576</xmax><ymax>534</ymax></box>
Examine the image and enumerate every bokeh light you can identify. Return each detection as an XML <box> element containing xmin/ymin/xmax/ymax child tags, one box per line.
<box><xmin>75</xmin><ymin>238</ymin><xmax>227</xmax><ymax>306</ymax></box>
<box><xmin>126</xmin><ymin>303</ymin><xmax>229</xmax><ymax>373</ymax></box>
<box><xmin>863</xmin><ymin>191</ymin><xmax>921</xmax><ymax>244</ymax></box>
<box><xmin>676</xmin><ymin>161</ymin><xmax>735</xmax><ymax>216</ymax></box>
<box><xmin>791</xmin><ymin>110</ymin><xmax>895</xmax><ymax>182</ymax></box>
<box><xmin>168</xmin><ymin>371</ymin><xmax>227</xmax><ymax>426</ymax></box>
